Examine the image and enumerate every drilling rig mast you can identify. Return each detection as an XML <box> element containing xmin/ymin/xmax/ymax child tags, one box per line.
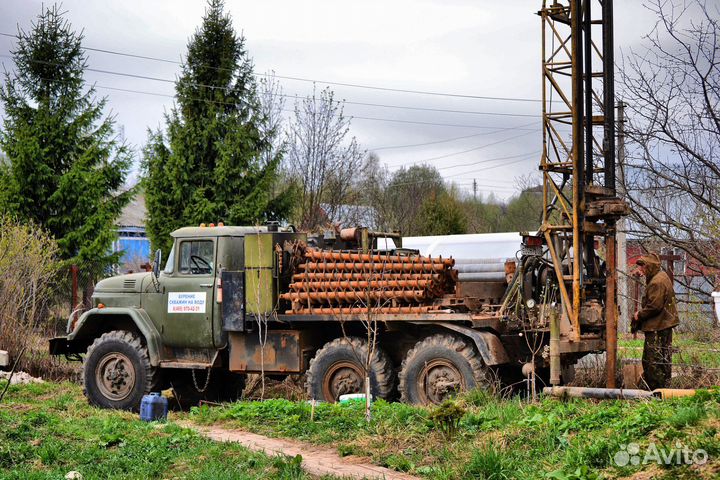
<box><xmin>539</xmin><ymin>0</ymin><xmax>628</xmax><ymax>387</ymax></box>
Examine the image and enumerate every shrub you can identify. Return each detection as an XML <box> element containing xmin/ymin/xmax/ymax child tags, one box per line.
<box><xmin>464</xmin><ymin>444</ymin><xmax>515</xmax><ymax>479</ymax></box>
<box><xmin>0</xmin><ymin>217</ymin><xmax>62</xmax><ymax>378</ymax></box>
<box><xmin>429</xmin><ymin>399</ymin><xmax>466</xmax><ymax>437</ymax></box>
<box><xmin>667</xmin><ymin>405</ymin><xmax>706</xmax><ymax>428</ymax></box>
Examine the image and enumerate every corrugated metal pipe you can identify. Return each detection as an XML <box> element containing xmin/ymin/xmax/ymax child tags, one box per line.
<box><xmin>543</xmin><ymin>386</ymin><xmax>697</xmax><ymax>400</ymax></box>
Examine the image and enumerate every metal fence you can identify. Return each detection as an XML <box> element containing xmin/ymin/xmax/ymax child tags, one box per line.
<box><xmin>56</xmin><ymin>263</ymin><xmax>114</xmax><ymax>322</ymax></box>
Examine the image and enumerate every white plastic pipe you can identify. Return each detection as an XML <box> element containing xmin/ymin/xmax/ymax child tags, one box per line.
<box><xmin>712</xmin><ymin>292</ymin><xmax>720</xmax><ymax>327</ymax></box>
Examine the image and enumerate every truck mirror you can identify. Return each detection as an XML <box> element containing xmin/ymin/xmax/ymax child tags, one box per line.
<box><xmin>152</xmin><ymin>249</ymin><xmax>162</xmax><ymax>278</ymax></box>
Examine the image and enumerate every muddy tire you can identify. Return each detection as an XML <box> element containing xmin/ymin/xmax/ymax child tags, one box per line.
<box><xmin>306</xmin><ymin>337</ymin><xmax>395</xmax><ymax>402</ymax></box>
<box><xmin>399</xmin><ymin>334</ymin><xmax>489</xmax><ymax>406</ymax></box>
<box><xmin>83</xmin><ymin>330</ymin><xmax>156</xmax><ymax>410</ymax></box>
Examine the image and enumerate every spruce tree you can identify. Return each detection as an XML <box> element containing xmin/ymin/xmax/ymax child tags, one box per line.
<box><xmin>0</xmin><ymin>5</ymin><xmax>132</xmax><ymax>268</ymax></box>
<box><xmin>143</xmin><ymin>0</ymin><xmax>289</xmax><ymax>254</ymax></box>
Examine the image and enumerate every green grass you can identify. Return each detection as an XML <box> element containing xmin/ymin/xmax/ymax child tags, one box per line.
<box><xmin>618</xmin><ymin>336</ymin><xmax>720</xmax><ymax>368</ymax></box>
<box><xmin>3</xmin><ymin>381</ymin><xmax>720</xmax><ymax>479</ymax></box>
<box><xmin>0</xmin><ymin>381</ymin><xmax>333</xmax><ymax>480</ymax></box>
<box><xmin>189</xmin><ymin>388</ymin><xmax>720</xmax><ymax>479</ymax></box>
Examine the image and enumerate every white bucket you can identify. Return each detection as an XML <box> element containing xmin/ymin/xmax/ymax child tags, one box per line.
<box><xmin>339</xmin><ymin>393</ymin><xmax>371</xmax><ymax>403</ymax></box>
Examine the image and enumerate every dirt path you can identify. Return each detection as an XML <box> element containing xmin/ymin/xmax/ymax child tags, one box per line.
<box><xmin>183</xmin><ymin>422</ymin><xmax>421</xmax><ymax>480</ymax></box>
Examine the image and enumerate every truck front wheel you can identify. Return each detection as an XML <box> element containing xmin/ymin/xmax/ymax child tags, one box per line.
<box><xmin>306</xmin><ymin>337</ymin><xmax>395</xmax><ymax>402</ymax></box>
<box><xmin>399</xmin><ymin>334</ymin><xmax>490</xmax><ymax>405</ymax></box>
<box><xmin>82</xmin><ymin>330</ymin><xmax>156</xmax><ymax>410</ymax></box>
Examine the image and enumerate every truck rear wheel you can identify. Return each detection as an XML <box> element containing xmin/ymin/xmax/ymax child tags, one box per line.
<box><xmin>399</xmin><ymin>334</ymin><xmax>489</xmax><ymax>405</ymax></box>
<box><xmin>306</xmin><ymin>337</ymin><xmax>395</xmax><ymax>402</ymax></box>
<box><xmin>83</xmin><ymin>330</ymin><xmax>155</xmax><ymax>410</ymax></box>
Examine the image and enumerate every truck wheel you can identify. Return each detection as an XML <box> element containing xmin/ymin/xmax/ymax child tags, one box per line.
<box><xmin>306</xmin><ymin>337</ymin><xmax>395</xmax><ymax>402</ymax></box>
<box><xmin>83</xmin><ymin>330</ymin><xmax>155</xmax><ymax>410</ymax></box>
<box><xmin>399</xmin><ymin>334</ymin><xmax>489</xmax><ymax>405</ymax></box>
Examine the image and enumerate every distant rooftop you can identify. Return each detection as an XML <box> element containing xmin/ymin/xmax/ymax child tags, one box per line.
<box><xmin>118</xmin><ymin>193</ymin><xmax>147</xmax><ymax>228</ymax></box>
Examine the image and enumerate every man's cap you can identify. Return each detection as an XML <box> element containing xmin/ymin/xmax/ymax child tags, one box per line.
<box><xmin>636</xmin><ymin>253</ymin><xmax>660</xmax><ymax>266</ymax></box>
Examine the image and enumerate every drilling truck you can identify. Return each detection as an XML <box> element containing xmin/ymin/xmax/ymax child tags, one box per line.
<box><xmin>50</xmin><ymin>223</ymin><xmax>605</xmax><ymax>409</ymax></box>
<box><xmin>49</xmin><ymin>0</ymin><xmax>627</xmax><ymax>409</ymax></box>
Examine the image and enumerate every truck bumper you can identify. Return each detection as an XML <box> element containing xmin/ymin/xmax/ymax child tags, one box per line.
<box><xmin>49</xmin><ymin>337</ymin><xmax>84</xmax><ymax>356</ymax></box>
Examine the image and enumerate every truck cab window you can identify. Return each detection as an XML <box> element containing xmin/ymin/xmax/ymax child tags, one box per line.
<box><xmin>178</xmin><ymin>240</ymin><xmax>214</xmax><ymax>275</ymax></box>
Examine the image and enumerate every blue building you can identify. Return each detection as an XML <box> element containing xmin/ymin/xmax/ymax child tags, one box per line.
<box><xmin>113</xmin><ymin>194</ymin><xmax>151</xmax><ymax>272</ymax></box>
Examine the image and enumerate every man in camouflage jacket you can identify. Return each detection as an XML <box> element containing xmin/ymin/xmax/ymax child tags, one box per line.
<box><xmin>632</xmin><ymin>253</ymin><xmax>679</xmax><ymax>390</ymax></box>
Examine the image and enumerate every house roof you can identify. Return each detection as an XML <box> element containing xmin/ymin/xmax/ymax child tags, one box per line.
<box><xmin>117</xmin><ymin>193</ymin><xmax>147</xmax><ymax>228</ymax></box>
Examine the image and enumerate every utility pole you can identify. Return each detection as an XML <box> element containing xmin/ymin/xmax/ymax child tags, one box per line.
<box><xmin>472</xmin><ymin>179</ymin><xmax>478</xmax><ymax>201</ymax></box>
<box><xmin>616</xmin><ymin>102</ymin><xmax>628</xmax><ymax>334</ymax></box>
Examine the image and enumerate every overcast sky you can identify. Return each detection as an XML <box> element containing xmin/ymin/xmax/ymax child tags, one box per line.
<box><xmin>0</xmin><ymin>1</ymin><xmax>659</xmax><ymax>199</ymax></box>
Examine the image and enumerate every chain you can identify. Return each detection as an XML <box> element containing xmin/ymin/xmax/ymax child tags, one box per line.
<box><xmin>192</xmin><ymin>368</ymin><xmax>212</xmax><ymax>393</ymax></box>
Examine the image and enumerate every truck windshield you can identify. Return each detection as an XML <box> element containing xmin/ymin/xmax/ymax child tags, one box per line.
<box><xmin>163</xmin><ymin>245</ymin><xmax>175</xmax><ymax>274</ymax></box>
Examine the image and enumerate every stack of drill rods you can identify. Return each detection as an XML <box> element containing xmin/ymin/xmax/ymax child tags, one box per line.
<box><xmin>282</xmin><ymin>247</ymin><xmax>456</xmax><ymax>314</ymax></box>
<box><xmin>305</xmin><ymin>249</ymin><xmax>455</xmax><ymax>267</ymax></box>
<box><xmin>288</xmin><ymin>279</ymin><xmax>444</xmax><ymax>298</ymax></box>
<box><xmin>300</xmin><ymin>261</ymin><xmax>449</xmax><ymax>272</ymax></box>
<box><xmin>290</xmin><ymin>279</ymin><xmax>433</xmax><ymax>291</ymax></box>
<box><xmin>285</xmin><ymin>290</ymin><xmax>428</xmax><ymax>303</ymax></box>
<box><xmin>290</xmin><ymin>306</ymin><xmax>438</xmax><ymax>315</ymax></box>
<box><xmin>292</xmin><ymin>272</ymin><xmax>437</xmax><ymax>281</ymax></box>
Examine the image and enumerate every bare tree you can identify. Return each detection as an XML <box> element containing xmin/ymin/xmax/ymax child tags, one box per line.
<box><xmin>385</xmin><ymin>165</ymin><xmax>445</xmax><ymax>236</ymax></box>
<box><xmin>619</xmin><ymin>0</ymin><xmax>720</xmax><ymax>296</ymax></box>
<box><xmin>285</xmin><ymin>86</ymin><xmax>366</xmax><ymax>230</ymax></box>
<box><xmin>258</xmin><ymin>71</ymin><xmax>286</xmax><ymax>168</ymax></box>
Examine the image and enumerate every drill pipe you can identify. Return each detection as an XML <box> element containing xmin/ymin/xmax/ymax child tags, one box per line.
<box><xmin>289</xmin><ymin>279</ymin><xmax>434</xmax><ymax>291</ymax></box>
<box><xmin>286</xmin><ymin>306</ymin><xmax>437</xmax><ymax>315</ymax></box>
<box><xmin>292</xmin><ymin>272</ymin><xmax>438</xmax><ymax>282</ymax></box>
<box><xmin>300</xmin><ymin>261</ymin><xmax>448</xmax><ymax>273</ymax></box>
<box><xmin>305</xmin><ymin>249</ymin><xmax>455</xmax><ymax>267</ymax></box>
<box><xmin>281</xmin><ymin>289</ymin><xmax>428</xmax><ymax>303</ymax></box>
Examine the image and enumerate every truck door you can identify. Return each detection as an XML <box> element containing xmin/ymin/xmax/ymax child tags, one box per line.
<box><xmin>161</xmin><ymin>237</ymin><xmax>217</xmax><ymax>348</ymax></box>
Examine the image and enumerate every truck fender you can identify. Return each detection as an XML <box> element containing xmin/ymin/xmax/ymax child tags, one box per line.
<box><xmin>430</xmin><ymin>322</ymin><xmax>510</xmax><ymax>366</ymax></box>
<box><xmin>68</xmin><ymin>307</ymin><xmax>162</xmax><ymax>366</ymax></box>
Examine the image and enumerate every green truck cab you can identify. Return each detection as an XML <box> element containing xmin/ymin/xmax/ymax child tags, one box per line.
<box><xmin>50</xmin><ymin>224</ymin><xmax>304</xmax><ymax>409</ymax></box>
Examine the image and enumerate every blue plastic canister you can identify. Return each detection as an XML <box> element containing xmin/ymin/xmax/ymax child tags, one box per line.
<box><xmin>140</xmin><ymin>392</ymin><xmax>168</xmax><ymax>422</ymax></box>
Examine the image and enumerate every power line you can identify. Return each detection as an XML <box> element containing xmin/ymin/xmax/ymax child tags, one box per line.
<box><xmin>0</xmin><ymin>54</ymin><xmax>537</xmax><ymax>131</ymax></box>
<box><xmin>0</xmin><ymin>30</ymin><xmax>548</xmax><ymax>103</ymax></box>
<box><xmin>445</xmin><ymin>156</ymin><xmax>537</xmax><ymax>178</ymax></box>
<box><xmin>345</xmin><ymin>114</ymin><xmax>537</xmax><ymax>131</ymax></box>
<box><xmin>0</xmin><ymin>54</ymin><xmax>541</xmax><ymax>131</ymax></box>
<box><xmin>1</xmin><ymin>39</ymin><xmax>543</xmax><ymax>119</ymax></box>
<box><xmin>388</xmin><ymin>130</ymin><xmax>539</xmax><ymax>169</ymax></box>
<box><xmin>83</xmin><ymin>84</ymin><xmax>174</xmax><ymax>99</ymax></box>
<box><xmin>298</xmin><ymin>95</ymin><xmax>541</xmax><ymax>118</ymax></box>
<box><xmin>437</xmin><ymin>150</ymin><xmax>540</xmax><ymax>171</ymax></box>
<box><xmin>371</xmin><ymin>131</ymin><xmax>503</xmax><ymax>151</ymax></box>
<box><xmin>1</xmin><ymin>74</ymin><xmax>540</xmax><ymax>183</ymax></box>
<box><xmin>386</xmin><ymin>176</ymin><xmax>519</xmax><ymax>190</ymax></box>
<box><xmin>265</xmin><ymin>75</ymin><xmax>544</xmax><ymax>103</ymax></box>
<box><xmin>387</xmin><ymin>156</ymin><xmax>536</xmax><ymax>189</ymax></box>
<box><xmin>384</xmin><ymin>151</ymin><xmax>538</xmax><ymax>182</ymax></box>
<box><xmin>0</xmin><ymin>52</ymin><xmax>179</xmax><ymax>83</ymax></box>
<box><xmin>369</xmin><ymin>121</ymin><xmax>538</xmax><ymax>151</ymax></box>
